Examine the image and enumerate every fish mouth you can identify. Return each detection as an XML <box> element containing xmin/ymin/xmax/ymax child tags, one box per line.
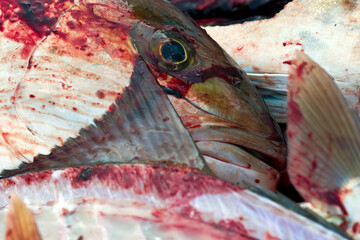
<box><xmin>166</xmin><ymin>74</ymin><xmax>287</xmax><ymax>173</ymax></box>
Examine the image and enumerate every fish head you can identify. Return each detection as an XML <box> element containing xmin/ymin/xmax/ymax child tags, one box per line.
<box><xmin>0</xmin><ymin>0</ymin><xmax>284</xmax><ymax>180</ymax></box>
<box><xmin>127</xmin><ymin>0</ymin><xmax>287</xmax><ymax>171</ymax></box>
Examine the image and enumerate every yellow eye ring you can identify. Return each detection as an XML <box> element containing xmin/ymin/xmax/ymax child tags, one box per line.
<box><xmin>159</xmin><ymin>39</ymin><xmax>188</xmax><ymax>65</ymax></box>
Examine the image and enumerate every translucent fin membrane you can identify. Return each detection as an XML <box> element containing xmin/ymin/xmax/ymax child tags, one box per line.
<box><xmin>0</xmin><ymin>58</ymin><xmax>206</xmax><ymax>178</ymax></box>
<box><xmin>287</xmin><ymin>52</ymin><xmax>360</xmax><ymax>215</ymax></box>
<box><xmin>5</xmin><ymin>194</ymin><xmax>41</xmax><ymax>240</ymax></box>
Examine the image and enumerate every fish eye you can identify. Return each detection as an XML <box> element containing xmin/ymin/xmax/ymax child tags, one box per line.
<box><xmin>148</xmin><ymin>31</ymin><xmax>195</xmax><ymax>71</ymax></box>
<box><xmin>160</xmin><ymin>39</ymin><xmax>187</xmax><ymax>65</ymax></box>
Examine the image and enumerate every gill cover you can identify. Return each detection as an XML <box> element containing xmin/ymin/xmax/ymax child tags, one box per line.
<box><xmin>129</xmin><ymin>0</ymin><xmax>286</xmax><ymax>169</ymax></box>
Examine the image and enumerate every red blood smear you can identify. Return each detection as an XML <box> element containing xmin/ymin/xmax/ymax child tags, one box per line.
<box><xmin>325</xmin><ymin>190</ymin><xmax>349</xmax><ymax>216</ymax></box>
<box><xmin>352</xmin><ymin>222</ymin><xmax>360</xmax><ymax>234</ymax></box>
<box><xmin>287</xmin><ymin>92</ymin><xmax>303</xmax><ymax>125</ymax></box>
<box><xmin>96</xmin><ymin>90</ymin><xmax>105</xmax><ymax>99</ymax></box>
<box><xmin>296</xmin><ymin>62</ymin><xmax>308</xmax><ymax>77</ymax></box>
<box><xmin>177</xmin><ymin>205</ymin><xmax>249</xmax><ymax>236</ymax></box>
<box><xmin>282</xmin><ymin>42</ymin><xmax>302</xmax><ymax>47</ymax></box>
<box><xmin>283</xmin><ymin>60</ymin><xmax>293</xmax><ymax>65</ymax></box>
<box><xmin>154</xmin><ymin>63</ymin><xmax>241</xmax><ymax>96</ymax></box>
<box><xmin>152</xmin><ymin>205</ymin><xmax>251</xmax><ymax>239</ymax></box>
<box><xmin>265</xmin><ymin>232</ymin><xmax>280</xmax><ymax>240</ymax></box>
<box><xmin>58</xmin><ymin>165</ymin><xmax>242</xmax><ymax>200</ymax></box>
<box><xmin>237</xmin><ymin>45</ymin><xmax>244</xmax><ymax>51</ymax></box>
<box><xmin>108</xmin><ymin>105</ymin><xmax>115</xmax><ymax>113</ymax></box>
<box><xmin>2</xmin><ymin>179</ymin><xmax>16</xmax><ymax>187</ymax></box>
<box><xmin>0</xmin><ymin>0</ymin><xmax>74</xmax><ymax>58</ymax></box>
<box><xmin>5</xmin><ymin>165</ymin><xmax>252</xmax><ymax>238</ymax></box>
<box><xmin>19</xmin><ymin>170</ymin><xmax>53</xmax><ymax>185</ymax></box>
<box><xmin>61</xmin><ymin>208</ymin><xmax>76</xmax><ymax>216</ymax></box>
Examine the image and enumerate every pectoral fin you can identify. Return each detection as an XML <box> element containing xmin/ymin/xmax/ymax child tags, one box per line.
<box><xmin>287</xmin><ymin>51</ymin><xmax>360</xmax><ymax>214</ymax></box>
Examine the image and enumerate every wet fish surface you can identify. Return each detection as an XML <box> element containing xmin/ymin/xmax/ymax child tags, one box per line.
<box><xmin>0</xmin><ymin>0</ymin><xmax>286</xmax><ymax>189</ymax></box>
<box><xmin>0</xmin><ymin>164</ymin><xmax>351</xmax><ymax>240</ymax></box>
<box><xmin>205</xmin><ymin>0</ymin><xmax>360</xmax><ymax>122</ymax></box>
<box><xmin>287</xmin><ymin>51</ymin><xmax>360</xmax><ymax>239</ymax></box>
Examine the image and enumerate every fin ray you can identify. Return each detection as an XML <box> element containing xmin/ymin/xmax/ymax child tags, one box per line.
<box><xmin>1</xmin><ymin>58</ymin><xmax>206</xmax><ymax>178</ymax></box>
<box><xmin>287</xmin><ymin>52</ymin><xmax>360</xmax><ymax>213</ymax></box>
<box><xmin>5</xmin><ymin>194</ymin><xmax>41</xmax><ymax>240</ymax></box>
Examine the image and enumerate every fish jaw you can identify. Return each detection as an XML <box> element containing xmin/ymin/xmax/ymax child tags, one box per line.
<box><xmin>169</xmin><ymin>95</ymin><xmax>282</xmax><ymax>190</ymax></box>
<box><xmin>130</xmin><ymin>8</ymin><xmax>287</xmax><ymax>171</ymax></box>
<box><xmin>168</xmin><ymin>92</ymin><xmax>286</xmax><ymax>173</ymax></box>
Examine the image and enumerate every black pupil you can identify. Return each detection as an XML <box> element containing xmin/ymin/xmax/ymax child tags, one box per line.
<box><xmin>161</xmin><ymin>40</ymin><xmax>186</xmax><ymax>63</ymax></box>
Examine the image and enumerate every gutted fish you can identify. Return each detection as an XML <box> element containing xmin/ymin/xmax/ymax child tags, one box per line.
<box><xmin>287</xmin><ymin>52</ymin><xmax>360</xmax><ymax>238</ymax></box>
<box><xmin>0</xmin><ymin>0</ymin><xmax>286</xmax><ymax>189</ymax></box>
<box><xmin>205</xmin><ymin>0</ymin><xmax>360</xmax><ymax>122</ymax></box>
<box><xmin>0</xmin><ymin>165</ymin><xmax>351</xmax><ymax>239</ymax></box>
<box><xmin>0</xmin><ymin>44</ymin><xmax>350</xmax><ymax>239</ymax></box>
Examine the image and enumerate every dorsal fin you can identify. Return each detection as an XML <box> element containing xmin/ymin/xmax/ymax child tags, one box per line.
<box><xmin>0</xmin><ymin>58</ymin><xmax>207</xmax><ymax>178</ymax></box>
<box><xmin>5</xmin><ymin>194</ymin><xmax>41</xmax><ymax>240</ymax></box>
<box><xmin>287</xmin><ymin>51</ymin><xmax>360</xmax><ymax>214</ymax></box>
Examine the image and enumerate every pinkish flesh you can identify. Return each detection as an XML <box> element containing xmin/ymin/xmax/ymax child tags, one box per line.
<box><xmin>0</xmin><ymin>164</ymin><xmax>348</xmax><ymax>240</ymax></box>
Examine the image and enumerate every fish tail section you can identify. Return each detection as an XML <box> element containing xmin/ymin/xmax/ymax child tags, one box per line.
<box><xmin>5</xmin><ymin>194</ymin><xmax>41</xmax><ymax>240</ymax></box>
<box><xmin>287</xmin><ymin>51</ymin><xmax>360</xmax><ymax>215</ymax></box>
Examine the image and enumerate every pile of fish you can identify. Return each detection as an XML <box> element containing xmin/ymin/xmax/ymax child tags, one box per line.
<box><xmin>0</xmin><ymin>0</ymin><xmax>359</xmax><ymax>239</ymax></box>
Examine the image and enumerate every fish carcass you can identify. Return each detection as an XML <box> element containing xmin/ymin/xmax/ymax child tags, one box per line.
<box><xmin>204</xmin><ymin>0</ymin><xmax>360</xmax><ymax>123</ymax></box>
<box><xmin>0</xmin><ymin>0</ymin><xmax>286</xmax><ymax>189</ymax></box>
<box><xmin>0</xmin><ymin>64</ymin><xmax>351</xmax><ymax>239</ymax></box>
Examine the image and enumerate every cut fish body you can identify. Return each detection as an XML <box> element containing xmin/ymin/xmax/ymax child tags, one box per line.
<box><xmin>0</xmin><ymin>164</ymin><xmax>350</xmax><ymax>240</ymax></box>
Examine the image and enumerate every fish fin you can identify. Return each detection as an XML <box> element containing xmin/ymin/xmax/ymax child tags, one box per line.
<box><xmin>5</xmin><ymin>194</ymin><xmax>41</xmax><ymax>240</ymax></box>
<box><xmin>287</xmin><ymin>51</ymin><xmax>360</xmax><ymax>214</ymax></box>
<box><xmin>1</xmin><ymin>58</ymin><xmax>207</xmax><ymax>178</ymax></box>
<box><xmin>247</xmin><ymin>72</ymin><xmax>288</xmax><ymax>123</ymax></box>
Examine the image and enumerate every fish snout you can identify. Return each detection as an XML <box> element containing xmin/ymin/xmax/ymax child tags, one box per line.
<box><xmin>182</xmin><ymin>71</ymin><xmax>287</xmax><ymax>171</ymax></box>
